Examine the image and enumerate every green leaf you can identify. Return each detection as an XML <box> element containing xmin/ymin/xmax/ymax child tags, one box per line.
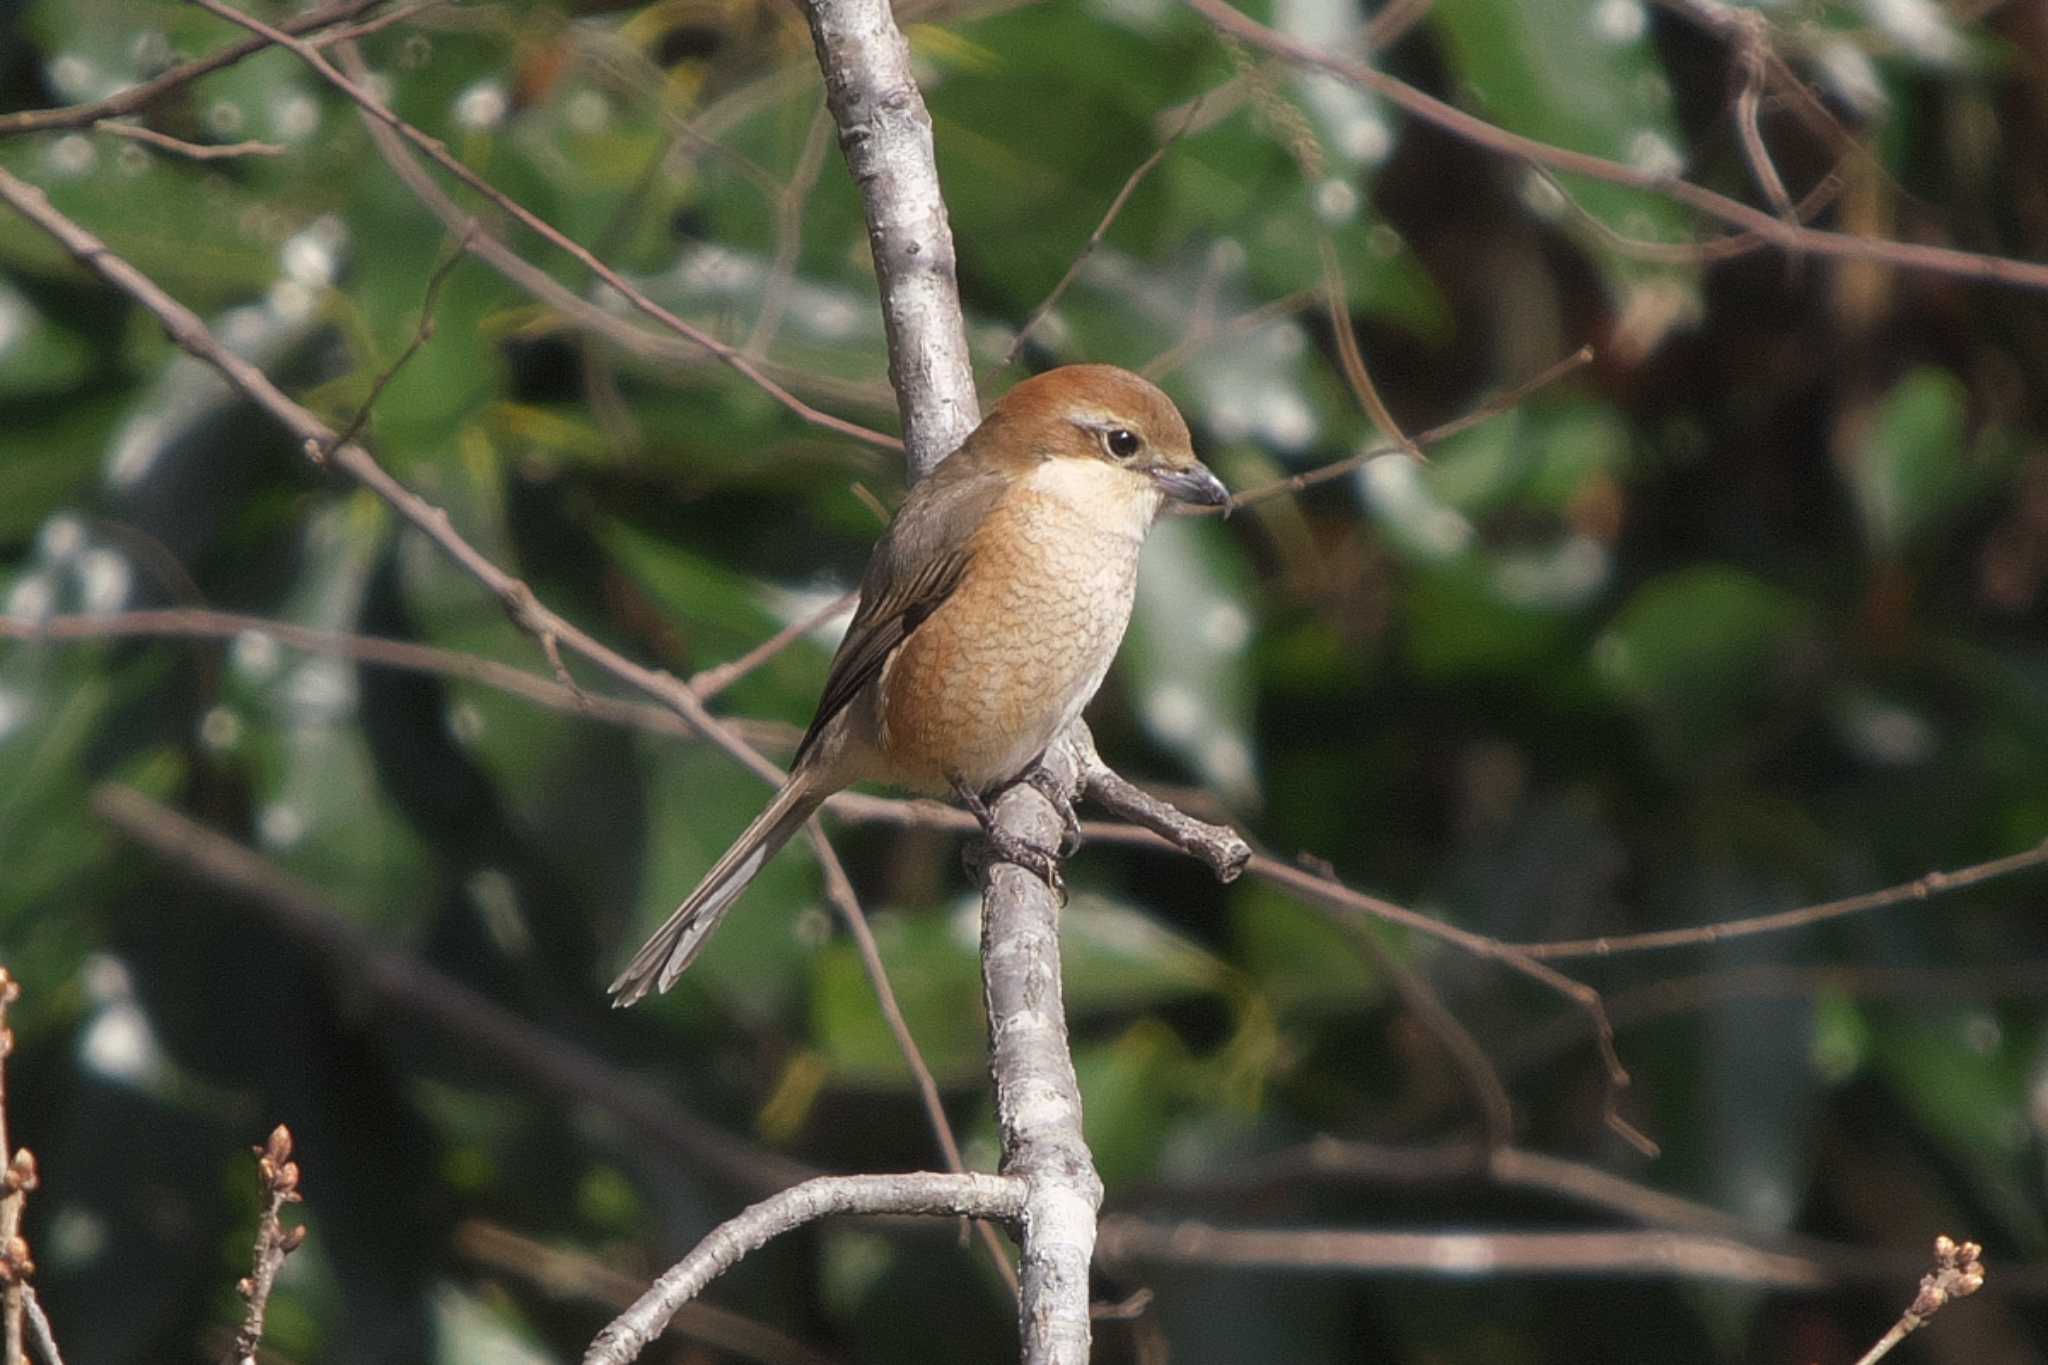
<box><xmin>1851</xmin><ymin>366</ymin><xmax>2009</xmax><ymax>555</ymax></box>
<box><xmin>1076</xmin><ymin>1020</ymin><xmax>1190</xmax><ymax>1184</ymax></box>
<box><xmin>1432</xmin><ymin>0</ymin><xmax>1694</xmax><ymax>293</ymax></box>
<box><xmin>1595</xmin><ymin>566</ymin><xmax>1812</xmax><ymax>769</ymax></box>
<box><xmin>809</xmin><ymin>909</ymin><xmax>986</xmax><ymax>1086</ymax></box>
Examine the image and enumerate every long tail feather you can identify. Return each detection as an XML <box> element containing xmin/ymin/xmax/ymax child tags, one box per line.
<box><xmin>609</xmin><ymin>777</ymin><xmax>825</xmax><ymax>1006</ymax></box>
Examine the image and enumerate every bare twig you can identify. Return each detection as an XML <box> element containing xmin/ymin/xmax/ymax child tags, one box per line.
<box><xmin>229</xmin><ymin>1125</ymin><xmax>307</xmax><ymax>1365</ymax></box>
<box><xmin>689</xmin><ymin>591</ymin><xmax>857</xmax><ymax>702</ymax></box>
<box><xmin>327</xmin><ymin>229</ymin><xmax>473</xmax><ymax>454</ymax></box>
<box><xmin>1001</xmin><ymin>99</ymin><xmax>1204</xmax><ymax>369</ymax></box>
<box><xmin>746</xmin><ymin>100</ymin><xmax>838</xmax><ymax>359</ymax></box>
<box><xmin>0</xmin><ymin>0</ymin><xmax>385</xmax><ymax>137</ymax></box>
<box><xmin>94</xmin><ymin>122</ymin><xmax>284</xmax><ymax>160</ymax></box>
<box><xmin>1533</xmin><ymin>161</ymin><xmax>1845</xmax><ymax>267</ymax></box>
<box><xmin>1186</xmin><ymin>0</ymin><xmax>2048</xmax><ymax>293</ymax></box>
<box><xmin>1318</xmin><ymin>237</ymin><xmax>1423</xmax><ymax>461</ymax></box>
<box><xmin>1226</xmin><ymin>344</ymin><xmax>1596</xmax><ymax>510</ymax></box>
<box><xmin>1096</xmin><ymin>1218</ymin><xmax>1834</xmax><ymax>1287</ymax></box>
<box><xmin>583</xmin><ymin>1173</ymin><xmax>1025</xmax><ymax>1365</ymax></box>
<box><xmin>1248</xmin><ymin>855</ymin><xmax>1657</xmax><ymax>1156</ymax></box>
<box><xmin>803</xmin><ymin>0</ymin><xmax>982</xmax><ymax>479</ymax></box>
<box><xmin>0</xmin><ymin>609</ymin><xmax>798</xmax><ymax>754</ymax></box>
<box><xmin>1332</xmin><ymin>922</ymin><xmax>1516</xmax><ymax>1150</ymax></box>
<box><xmin>1729</xmin><ymin>17</ymin><xmax>1797</xmax><ymax>224</ymax></box>
<box><xmin>1140</xmin><ymin>288</ymin><xmax>1322</xmax><ymax>382</ymax></box>
<box><xmin>20</xmin><ymin>1288</ymin><xmax>60</xmax><ymax>1365</ymax></box>
<box><xmin>455</xmin><ymin>1221</ymin><xmax>839</xmax><ymax>1365</ymax></box>
<box><xmin>0</xmin><ymin>968</ymin><xmax>31</xmax><ymax>1365</ymax></box>
<box><xmin>805</xmin><ymin>822</ymin><xmax>1020</xmax><ymax>1294</ymax></box>
<box><xmin>185</xmin><ymin>0</ymin><xmax>898</xmax><ymax>451</ymax></box>
<box><xmin>1508</xmin><ymin>838</ymin><xmax>2048</xmax><ymax>959</ymax></box>
<box><xmin>1853</xmin><ymin>1236</ymin><xmax>1985</xmax><ymax>1365</ymax></box>
<box><xmin>802</xmin><ymin>4</ymin><xmax>1122</xmax><ymax>1362</ymax></box>
<box><xmin>0</xmin><ymin>164</ymin><xmax>788</xmax><ymax>791</ymax></box>
<box><xmin>1071</xmin><ymin>722</ymin><xmax>1249</xmax><ymax>880</ymax></box>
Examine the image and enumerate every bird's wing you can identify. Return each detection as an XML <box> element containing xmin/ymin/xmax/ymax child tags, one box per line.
<box><xmin>793</xmin><ymin>451</ymin><xmax>1009</xmax><ymax>766</ymax></box>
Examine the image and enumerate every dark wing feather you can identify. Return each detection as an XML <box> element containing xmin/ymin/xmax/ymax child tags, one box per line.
<box><xmin>791</xmin><ymin>448</ymin><xmax>1011</xmax><ymax>766</ymax></box>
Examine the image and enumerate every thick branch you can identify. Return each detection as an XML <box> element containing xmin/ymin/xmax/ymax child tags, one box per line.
<box><xmin>583</xmin><ymin>1173</ymin><xmax>1023</xmax><ymax>1365</ymax></box>
<box><xmin>803</xmin><ymin>0</ymin><xmax>980</xmax><ymax>478</ymax></box>
<box><xmin>980</xmin><ymin>737</ymin><xmax>1103</xmax><ymax>1363</ymax></box>
<box><xmin>802</xmin><ymin>2</ymin><xmax>1101</xmax><ymax>1360</ymax></box>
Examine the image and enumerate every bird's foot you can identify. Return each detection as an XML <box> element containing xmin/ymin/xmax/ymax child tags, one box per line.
<box><xmin>952</xmin><ymin>778</ymin><xmax>1068</xmax><ymax>903</ymax></box>
<box><xmin>1020</xmin><ymin>766</ymin><xmax>1084</xmax><ymax>857</ymax></box>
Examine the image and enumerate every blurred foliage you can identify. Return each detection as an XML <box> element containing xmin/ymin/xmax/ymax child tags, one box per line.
<box><xmin>3</xmin><ymin>0</ymin><xmax>2048</xmax><ymax>1361</ymax></box>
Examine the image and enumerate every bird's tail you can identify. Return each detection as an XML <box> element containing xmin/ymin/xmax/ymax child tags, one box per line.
<box><xmin>609</xmin><ymin>777</ymin><xmax>825</xmax><ymax>1007</ymax></box>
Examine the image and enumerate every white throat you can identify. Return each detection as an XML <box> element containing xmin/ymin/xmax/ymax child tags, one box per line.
<box><xmin>1026</xmin><ymin>457</ymin><xmax>1163</xmax><ymax>543</ymax></box>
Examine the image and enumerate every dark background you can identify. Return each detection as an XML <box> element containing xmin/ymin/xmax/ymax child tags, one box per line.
<box><xmin>4</xmin><ymin>0</ymin><xmax>2048</xmax><ymax>1360</ymax></box>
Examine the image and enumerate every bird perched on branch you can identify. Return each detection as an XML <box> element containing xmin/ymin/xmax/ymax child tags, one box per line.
<box><xmin>610</xmin><ymin>364</ymin><xmax>1228</xmax><ymax>1005</ymax></box>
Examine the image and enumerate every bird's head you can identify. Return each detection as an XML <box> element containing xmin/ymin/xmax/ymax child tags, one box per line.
<box><xmin>985</xmin><ymin>364</ymin><xmax>1229</xmax><ymax>513</ymax></box>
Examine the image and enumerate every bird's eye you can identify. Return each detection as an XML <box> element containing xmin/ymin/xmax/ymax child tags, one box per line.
<box><xmin>1102</xmin><ymin>427</ymin><xmax>1143</xmax><ymax>460</ymax></box>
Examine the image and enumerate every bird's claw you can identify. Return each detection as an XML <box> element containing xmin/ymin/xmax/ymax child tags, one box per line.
<box><xmin>1020</xmin><ymin>767</ymin><xmax>1085</xmax><ymax>857</ymax></box>
<box><xmin>961</xmin><ymin>829</ymin><xmax>1069</xmax><ymax>903</ymax></box>
<box><xmin>952</xmin><ymin>776</ymin><xmax>1070</xmax><ymax>904</ymax></box>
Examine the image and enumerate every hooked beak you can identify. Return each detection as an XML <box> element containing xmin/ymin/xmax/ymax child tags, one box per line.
<box><xmin>1148</xmin><ymin>459</ymin><xmax>1230</xmax><ymax>510</ymax></box>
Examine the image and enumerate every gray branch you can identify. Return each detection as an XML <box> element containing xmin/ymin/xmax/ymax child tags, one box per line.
<box><xmin>583</xmin><ymin>1173</ymin><xmax>1026</xmax><ymax>1365</ymax></box>
<box><xmin>802</xmin><ymin>3</ymin><xmax>1110</xmax><ymax>1360</ymax></box>
<box><xmin>1072</xmin><ymin>721</ymin><xmax>1251</xmax><ymax>882</ymax></box>
<box><xmin>980</xmin><ymin>736</ymin><xmax>1105</xmax><ymax>1362</ymax></box>
<box><xmin>803</xmin><ymin>0</ymin><xmax>980</xmax><ymax>479</ymax></box>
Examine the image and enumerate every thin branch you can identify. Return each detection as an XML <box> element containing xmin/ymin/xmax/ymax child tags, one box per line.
<box><xmin>0</xmin><ymin>163</ymin><xmax>790</xmax><ymax>792</ymax></box>
<box><xmin>1095</xmin><ymin>1218</ymin><xmax>1836</xmax><ymax>1287</ymax></box>
<box><xmin>1506</xmin><ymin>838</ymin><xmax>2048</xmax><ymax>959</ymax></box>
<box><xmin>0</xmin><ymin>968</ymin><xmax>29</xmax><ymax>1365</ymax></box>
<box><xmin>0</xmin><ymin>0</ymin><xmax>386</xmax><ymax>137</ymax></box>
<box><xmin>90</xmin><ymin>784</ymin><xmax>817</xmax><ymax>1195</ymax></box>
<box><xmin>1533</xmin><ymin>161</ymin><xmax>1846</xmax><ymax>267</ymax></box>
<box><xmin>803</xmin><ymin>0</ymin><xmax>982</xmax><ymax>478</ymax></box>
<box><xmin>583</xmin><ymin>1173</ymin><xmax>1024</xmax><ymax>1365</ymax></box>
<box><xmin>746</xmin><ymin>100</ymin><xmax>837</xmax><ymax>359</ymax></box>
<box><xmin>1330</xmin><ymin>917</ymin><xmax>1515</xmax><ymax>1150</ymax></box>
<box><xmin>1139</xmin><ymin>287</ymin><xmax>1322</xmax><ymax>382</ymax></box>
<box><xmin>1000</xmin><ymin>99</ymin><xmax>1203</xmax><ymax>369</ymax></box>
<box><xmin>1226</xmin><ymin>343</ymin><xmax>1596</xmax><ymax>510</ymax></box>
<box><xmin>454</xmin><ymin>1221</ymin><xmax>840</xmax><ymax>1365</ymax></box>
<box><xmin>689</xmin><ymin>592</ymin><xmax>856</xmax><ymax>702</ymax></box>
<box><xmin>0</xmin><ymin>608</ymin><xmax>800</xmax><ymax>753</ymax></box>
<box><xmin>186</xmin><ymin>0</ymin><xmax>898</xmax><ymax>451</ymax></box>
<box><xmin>1071</xmin><ymin>722</ymin><xmax>1249</xmax><ymax>881</ymax></box>
<box><xmin>805</xmin><ymin>821</ymin><xmax>1020</xmax><ymax>1295</ymax></box>
<box><xmin>328</xmin><ymin>42</ymin><xmax>897</xmax><ymax>433</ymax></box>
<box><xmin>94</xmin><ymin>122</ymin><xmax>284</xmax><ymax>161</ymax></box>
<box><xmin>1318</xmin><ymin>236</ymin><xmax>1423</xmax><ymax>462</ymax></box>
<box><xmin>1363</xmin><ymin>0</ymin><xmax>1436</xmax><ymax>48</ymax></box>
<box><xmin>327</xmin><ymin>228</ymin><xmax>473</xmax><ymax>454</ymax></box>
<box><xmin>1248</xmin><ymin>854</ymin><xmax>1657</xmax><ymax>1156</ymax></box>
<box><xmin>229</xmin><ymin>1125</ymin><xmax>307</xmax><ymax>1365</ymax></box>
<box><xmin>1186</xmin><ymin>0</ymin><xmax>2048</xmax><ymax>293</ymax></box>
<box><xmin>1729</xmin><ymin>18</ymin><xmax>1797</xmax><ymax>224</ymax></box>
<box><xmin>21</xmin><ymin>1288</ymin><xmax>60</xmax><ymax>1365</ymax></box>
<box><xmin>1852</xmin><ymin>1236</ymin><xmax>1985</xmax><ymax>1365</ymax></box>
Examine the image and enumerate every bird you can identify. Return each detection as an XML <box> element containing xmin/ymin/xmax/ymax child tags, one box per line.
<box><xmin>609</xmin><ymin>364</ymin><xmax>1228</xmax><ymax>1006</ymax></box>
